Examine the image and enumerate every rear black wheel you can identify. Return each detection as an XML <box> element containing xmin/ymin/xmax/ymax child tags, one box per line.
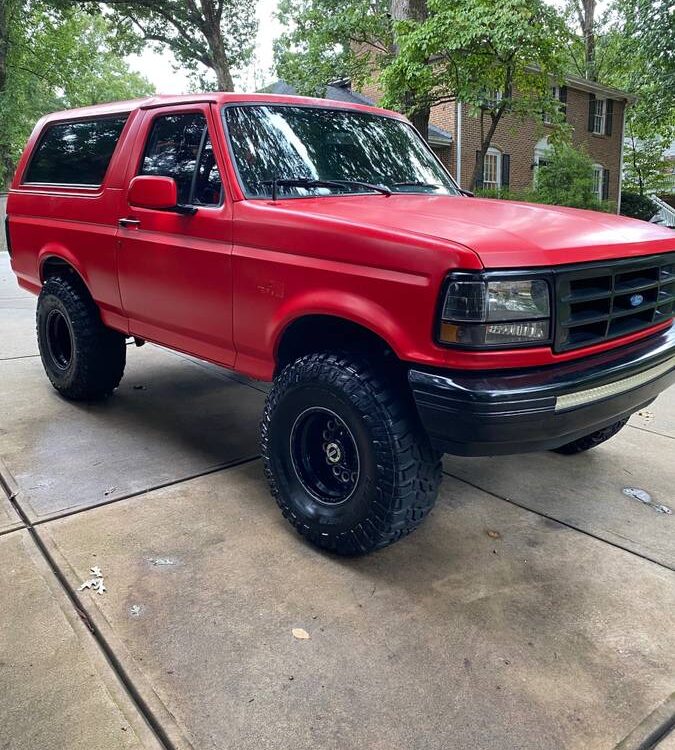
<box><xmin>551</xmin><ymin>418</ymin><xmax>629</xmax><ymax>455</ymax></box>
<box><xmin>261</xmin><ymin>352</ymin><xmax>442</xmax><ymax>556</ymax></box>
<box><xmin>37</xmin><ymin>275</ymin><xmax>126</xmax><ymax>400</ymax></box>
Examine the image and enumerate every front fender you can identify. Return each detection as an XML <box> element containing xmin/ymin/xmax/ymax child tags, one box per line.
<box><xmin>270</xmin><ymin>289</ymin><xmax>411</xmax><ymax>361</ymax></box>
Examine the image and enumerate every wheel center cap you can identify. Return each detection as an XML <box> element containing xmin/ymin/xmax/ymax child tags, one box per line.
<box><xmin>325</xmin><ymin>442</ymin><xmax>342</xmax><ymax>464</ymax></box>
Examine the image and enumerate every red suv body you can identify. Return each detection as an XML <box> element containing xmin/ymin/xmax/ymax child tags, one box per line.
<box><xmin>6</xmin><ymin>93</ymin><xmax>675</xmax><ymax>555</ymax></box>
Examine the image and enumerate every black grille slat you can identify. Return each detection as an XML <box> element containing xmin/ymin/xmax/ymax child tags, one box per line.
<box><xmin>554</xmin><ymin>253</ymin><xmax>675</xmax><ymax>352</ymax></box>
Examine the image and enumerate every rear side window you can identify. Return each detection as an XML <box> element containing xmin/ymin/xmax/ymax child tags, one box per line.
<box><xmin>139</xmin><ymin>113</ymin><xmax>223</xmax><ymax>206</ymax></box>
<box><xmin>25</xmin><ymin>116</ymin><xmax>128</xmax><ymax>186</ymax></box>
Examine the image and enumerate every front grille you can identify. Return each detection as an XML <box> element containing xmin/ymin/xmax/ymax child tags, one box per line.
<box><xmin>554</xmin><ymin>253</ymin><xmax>675</xmax><ymax>352</ymax></box>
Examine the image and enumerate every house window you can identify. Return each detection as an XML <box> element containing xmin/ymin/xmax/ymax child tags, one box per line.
<box><xmin>543</xmin><ymin>86</ymin><xmax>560</xmax><ymax>125</ymax></box>
<box><xmin>593</xmin><ymin>99</ymin><xmax>606</xmax><ymax>135</ymax></box>
<box><xmin>592</xmin><ymin>164</ymin><xmax>604</xmax><ymax>200</ymax></box>
<box><xmin>483</xmin><ymin>90</ymin><xmax>503</xmax><ymax>109</ymax></box>
<box><xmin>483</xmin><ymin>148</ymin><xmax>501</xmax><ymax>189</ymax></box>
<box><xmin>533</xmin><ymin>137</ymin><xmax>551</xmax><ymax>184</ymax></box>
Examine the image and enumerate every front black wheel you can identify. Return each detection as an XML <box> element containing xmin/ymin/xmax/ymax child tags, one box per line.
<box><xmin>37</xmin><ymin>275</ymin><xmax>126</xmax><ymax>400</ymax></box>
<box><xmin>261</xmin><ymin>353</ymin><xmax>442</xmax><ymax>556</ymax></box>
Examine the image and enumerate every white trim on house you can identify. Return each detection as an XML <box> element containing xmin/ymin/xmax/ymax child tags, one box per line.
<box><xmin>592</xmin><ymin>163</ymin><xmax>605</xmax><ymax>200</ymax></box>
<box><xmin>483</xmin><ymin>147</ymin><xmax>502</xmax><ymax>190</ymax></box>
<box><xmin>618</xmin><ymin>106</ymin><xmax>627</xmax><ymax>214</ymax></box>
<box><xmin>456</xmin><ymin>100</ymin><xmax>462</xmax><ymax>188</ymax></box>
<box><xmin>592</xmin><ymin>98</ymin><xmax>607</xmax><ymax>135</ymax></box>
<box><xmin>524</xmin><ymin>66</ymin><xmax>636</xmax><ymax>103</ymax></box>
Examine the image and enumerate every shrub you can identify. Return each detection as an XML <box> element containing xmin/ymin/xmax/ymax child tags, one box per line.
<box><xmin>474</xmin><ymin>143</ymin><xmax>614</xmax><ymax>213</ymax></box>
<box><xmin>620</xmin><ymin>191</ymin><xmax>658</xmax><ymax>221</ymax></box>
<box><xmin>533</xmin><ymin>142</ymin><xmax>604</xmax><ymax>210</ymax></box>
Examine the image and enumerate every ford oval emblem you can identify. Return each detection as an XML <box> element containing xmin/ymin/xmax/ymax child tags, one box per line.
<box><xmin>630</xmin><ymin>293</ymin><xmax>644</xmax><ymax>307</ymax></box>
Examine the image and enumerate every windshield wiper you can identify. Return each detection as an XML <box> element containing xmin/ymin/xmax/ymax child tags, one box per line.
<box><xmin>262</xmin><ymin>177</ymin><xmax>391</xmax><ymax>200</ymax></box>
<box><xmin>392</xmin><ymin>181</ymin><xmax>442</xmax><ymax>191</ymax></box>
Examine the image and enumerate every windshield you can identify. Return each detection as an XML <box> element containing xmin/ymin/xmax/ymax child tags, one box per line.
<box><xmin>223</xmin><ymin>104</ymin><xmax>459</xmax><ymax>199</ymax></box>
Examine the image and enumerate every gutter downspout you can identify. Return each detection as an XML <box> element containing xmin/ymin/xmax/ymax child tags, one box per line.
<box><xmin>617</xmin><ymin>101</ymin><xmax>627</xmax><ymax>215</ymax></box>
<box><xmin>456</xmin><ymin>100</ymin><xmax>462</xmax><ymax>188</ymax></box>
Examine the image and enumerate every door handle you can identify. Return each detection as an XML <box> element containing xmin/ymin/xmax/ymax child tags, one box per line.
<box><xmin>118</xmin><ymin>217</ymin><xmax>141</xmax><ymax>228</ymax></box>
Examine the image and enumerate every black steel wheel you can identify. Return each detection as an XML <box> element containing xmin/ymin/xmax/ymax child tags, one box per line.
<box><xmin>45</xmin><ymin>309</ymin><xmax>74</xmax><ymax>370</ymax></box>
<box><xmin>290</xmin><ymin>406</ymin><xmax>361</xmax><ymax>506</ymax></box>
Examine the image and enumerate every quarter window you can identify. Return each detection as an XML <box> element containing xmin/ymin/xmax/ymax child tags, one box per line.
<box><xmin>139</xmin><ymin>113</ymin><xmax>223</xmax><ymax>206</ymax></box>
<box><xmin>24</xmin><ymin>116</ymin><xmax>128</xmax><ymax>186</ymax></box>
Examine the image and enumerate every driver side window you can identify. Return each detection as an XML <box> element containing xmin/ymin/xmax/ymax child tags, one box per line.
<box><xmin>140</xmin><ymin>112</ymin><xmax>223</xmax><ymax>206</ymax></box>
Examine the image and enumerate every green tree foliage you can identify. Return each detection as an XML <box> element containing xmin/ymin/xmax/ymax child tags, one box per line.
<box><xmin>531</xmin><ymin>141</ymin><xmax>605</xmax><ymax>210</ymax></box>
<box><xmin>565</xmin><ymin>0</ymin><xmax>673</xmax><ymax>145</ymax></box>
<box><xmin>563</xmin><ymin>0</ymin><xmax>673</xmax><ymax>203</ymax></box>
<box><xmin>381</xmin><ymin>0</ymin><xmax>569</xmax><ymax>187</ymax></box>
<box><xmin>476</xmin><ymin>142</ymin><xmax>613</xmax><ymax>211</ymax></box>
<box><xmin>623</xmin><ymin>135</ymin><xmax>673</xmax><ymax>196</ymax></box>
<box><xmin>100</xmin><ymin>0</ymin><xmax>258</xmax><ymax>91</ymax></box>
<box><xmin>275</xmin><ymin>0</ymin><xmax>391</xmax><ymax>96</ymax></box>
<box><xmin>275</xmin><ymin>0</ymin><xmax>569</xmax><ymax>180</ymax></box>
<box><xmin>0</xmin><ymin>2</ymin><xmax>153</xmax><ymax>187</ymax></box>
<box><xmin>619</xmin><ymin>191</ymin><xmax>658</xmax><ymax>221</ymax></box>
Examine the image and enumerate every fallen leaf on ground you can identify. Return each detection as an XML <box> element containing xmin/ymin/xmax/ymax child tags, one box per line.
<box><xmin>486</xmin><ymin>530</ymin><xmax>501</xmax><ymax>539</ymax></box>
<box><xmin>79</xmin><ymin>577</ymin><xmax>106</xmax><ymax>595</ymax></box>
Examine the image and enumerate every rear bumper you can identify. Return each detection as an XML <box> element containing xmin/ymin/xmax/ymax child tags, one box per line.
<box><xmin>409</xmin><ymin>325</ymin><xmax>675</xmax><ymax>456</ymax></box>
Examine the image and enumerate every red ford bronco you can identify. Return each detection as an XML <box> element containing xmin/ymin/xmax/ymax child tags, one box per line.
<box><xmin>6</xmin><ymin>93</ymin><xmax>675</xmax><ymax>555</ymax></box>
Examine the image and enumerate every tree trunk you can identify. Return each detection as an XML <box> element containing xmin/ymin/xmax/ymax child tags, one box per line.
<box><xmin>630</xmin><ymin>133</ymin><xmax>643</xmax><ymax>196</ymax></box>
<box><xmin>201</xmin><ymin>0</ymin><xmax>234</xmax><ymax>90</ymax></box>
<box><xmin>0</xmin><ymin>0</ymin><xmax>11</xmax><ymax>93</ymax></box>
<box><xmin>576</xmin><ymin>0</ymin><xmax>596</xmax><ymax>80</ymax></box>
<box><xmin>0</xmin><ymin>0</ymin><xmax>15</xmax><ymax>188</ymax></box>
<box><xmin>469</xmin><ymin>73</ymin><xmax>512</xmax><ymax>191</ymax></box>
<box><xmin>209</xmin><ymin>34</ymin><xmax>234</xmax><ymax>90</ymax></box>
<box><xmin>389</xmin><ymin>0</ymin><xmax>430</xmax><ymax>141</ymax></box>
<box><xmin>469</xmin><ymin>109</ymin><xmax>504</xmax><ymax>191</ymax></box>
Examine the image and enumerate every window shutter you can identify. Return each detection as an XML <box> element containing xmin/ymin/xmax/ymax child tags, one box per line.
<box><xmin>475</xmin><ymin>150</ymin><xmax>484</xmax><ymax>188</ymax></box>
<box><xmin>602</xmin><ymin>168</ymin><xmax>610</xmax><ymax>200</ymax></box>
<box><xmin>605</xmin><ymin>99</ymin><xmax>613</xmax><ymax>136</ymax></box>
<box><xmin>559</xmin><ymin>86</ymin><xmax>568</xmax><ymax>119</ymax></box>
<box><xmin>501</xmin><ymin>154</ymin><xmax>510</xmax><ymax>190</ymax></box>
<box><xmin>588</xmin><ymin>93</ymin><xmax>596</xmax><ymax>132</ymax></box>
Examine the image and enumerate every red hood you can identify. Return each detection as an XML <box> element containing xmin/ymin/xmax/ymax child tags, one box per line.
<box><xmin>279</xmin><ymin>194</ymin><xmax>674</xmax><ymax>268</ymax></box>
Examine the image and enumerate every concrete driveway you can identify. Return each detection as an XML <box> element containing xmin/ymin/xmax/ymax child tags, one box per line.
<box><xmin>0</xmin><ymin>246</ymin><xmax>674</xmax><ymax>750</ymax></box>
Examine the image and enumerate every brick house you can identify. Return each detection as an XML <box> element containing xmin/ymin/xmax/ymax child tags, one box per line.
<box><xmin>267</xmin><ymin>76</ymin><xmax>634</xmax><ymax>211</ymax></box>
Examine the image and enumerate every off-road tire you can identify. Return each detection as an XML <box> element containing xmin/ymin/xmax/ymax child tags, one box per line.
<box><xmin>37</xmin><ymin>275</ymin><xmax>126</xmax><ymax>400</ymax></box>
<box><xmin>261</xmin><ymin>352</ymin><xmax>442</xmax><ymax>555</ymax></box>
<box><xmin>552</xmin><ymin>418</ymin><xmax>629</xmax><ymax>455</ymax></box>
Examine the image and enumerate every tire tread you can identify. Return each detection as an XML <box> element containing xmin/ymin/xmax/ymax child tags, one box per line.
<box><xmin>261</xmin><ymin>352</ymin><xmax>441</xmax><ymax>555</ymax></box>
<box><xmin>552</xmin><ymin>418</ymin><xmax>628</xmax><ymax>455</ymax></box>
<box><xmin>37</xmin><ymin>275</ymin><xmax>126</xmax><ymax>400</ymax></box>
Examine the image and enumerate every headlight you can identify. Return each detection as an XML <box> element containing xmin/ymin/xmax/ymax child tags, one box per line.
<box><xmin>439</xmin><ymin>274</ymin><xmax>552</xmax><ymax>347</ymax></box>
